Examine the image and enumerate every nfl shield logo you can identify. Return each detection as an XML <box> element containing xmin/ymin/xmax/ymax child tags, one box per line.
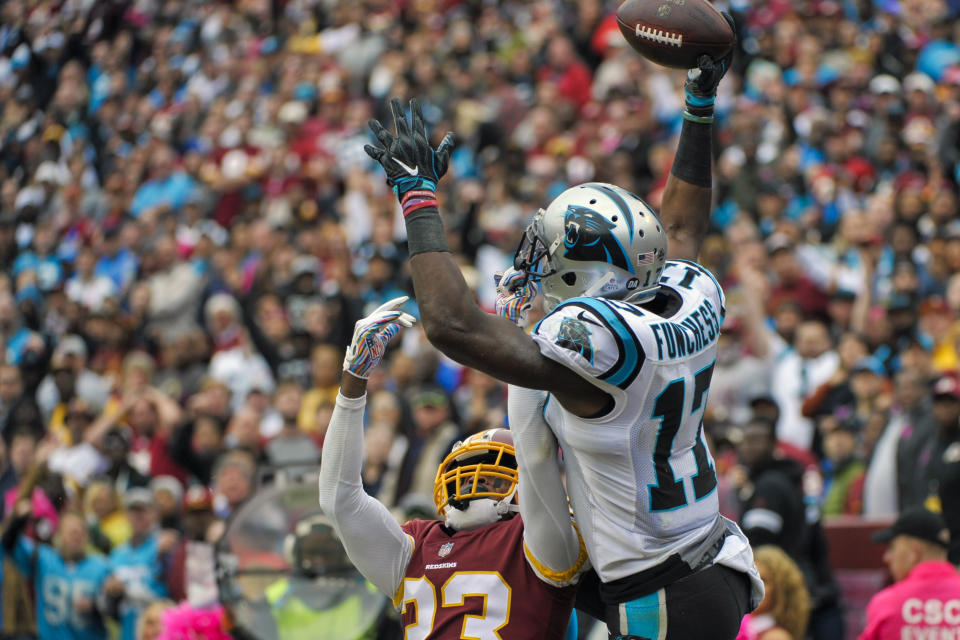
<box><xmin>438</xmin><ymin>542</ymin><xmax>454</xmax><ymax>558</ymax></box>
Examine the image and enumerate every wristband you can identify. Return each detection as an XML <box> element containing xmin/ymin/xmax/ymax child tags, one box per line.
<box><xmin>684</xmin><ymin>91</ymin><xmax>716</xmax><ymax>109</ymax></box>
<box><xmin>401</xmin><ymin>189</ymin><xmax>439</xmax><ymax>216</ymax></box>
<box><xmin>392</xmin><ymin>176</ymin><xmax>437</xmax><ymax>199</ymax></box>
<box><xmin>682</xmin><ymin>111</ymin><xmax>715</xmax><ymax>124</ymax></box>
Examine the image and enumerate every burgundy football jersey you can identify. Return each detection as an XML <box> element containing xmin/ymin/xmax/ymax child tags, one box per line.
<box><xmin>398</xmin><ymin>514</ymin><xmax>576</xmax><ymax>639</ymax></box>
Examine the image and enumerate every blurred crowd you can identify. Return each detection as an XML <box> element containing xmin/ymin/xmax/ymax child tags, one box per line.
<box><xmin>1</xmin><ymin>0</ymin><xmax>960</xmax><ymax>638</ymax></box>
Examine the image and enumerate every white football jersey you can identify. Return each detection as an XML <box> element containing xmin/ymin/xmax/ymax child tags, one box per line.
<box><xmin>531</xmin><ymin>260</ymin><xmax>755</xmax><ymax>585</ymax></box>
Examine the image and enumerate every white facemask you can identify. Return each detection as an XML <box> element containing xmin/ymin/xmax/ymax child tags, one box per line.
<box><xmin>444</xmin><ymin>499</ymin><xmax>501</xmax><ymax>530</ymax></box>
<box><xmin>442</xmin><ymin>488</ymin><xmax>519</xmax><ymax>531</ymax></box>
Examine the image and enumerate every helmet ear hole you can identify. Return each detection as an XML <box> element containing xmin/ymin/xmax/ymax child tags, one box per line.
<box><xmin>638</xmin><ymin>229</ymin><xmax>644</xmax><ymax>238</ymax></box>
<box><xmin>562</xmin><ymin>272</ymin><xmax>577</xmax><ymax>286</ymax></box>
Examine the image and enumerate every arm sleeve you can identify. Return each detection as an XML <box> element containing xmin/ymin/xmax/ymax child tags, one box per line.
<box><xmin>318</xmin><ymin>392</ymin><xmax>413</xmax><ymax>600</ymax></box>
<box><xmin>508</xmin><ymin>385</ymin><xmax>588</xmax><ymax>586</ymax></box>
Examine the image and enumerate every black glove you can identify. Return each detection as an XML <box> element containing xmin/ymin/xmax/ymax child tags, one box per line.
<box><xmin>364</xmin><ymin>98</ymin><xmax>455</xmax><ymax>201</ymax></box>
<box><xmin>683</xmin><ymin>11</ymin><xmax>736</xmax><ymax>117</ymax></box>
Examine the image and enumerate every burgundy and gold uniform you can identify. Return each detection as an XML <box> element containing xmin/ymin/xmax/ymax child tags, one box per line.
<box><xmin>397</xmin><ymin>514</ymin><xmax>576</xmax><ymax>640</ymax></box>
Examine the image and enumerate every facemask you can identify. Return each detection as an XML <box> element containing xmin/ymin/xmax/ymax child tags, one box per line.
<box><xmin>443</xmin><ymin>487</ymin><xmax>519</xmax><ymax>531</ymax></box>
<box><xmin>443</xmin><ymin>498</ymin><xmax>502</xmax><ymax>530</ymax></box>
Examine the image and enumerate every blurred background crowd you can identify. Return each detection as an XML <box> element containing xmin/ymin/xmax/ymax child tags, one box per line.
<box><xmin>1</xmin><ymin>0</ymin><xmax>960</xmax><ymax>638</ymax></box>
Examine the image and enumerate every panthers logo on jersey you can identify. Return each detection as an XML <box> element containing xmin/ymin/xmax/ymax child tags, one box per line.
<box><xmin>563</xmin><ymin>205</ymin><xmax>631</xmax><ymax>272</ymax></box>
<box><xmin>555</xmin><ymin>316</ymin><xmax>594</xmax><ymax>364</ymax></box>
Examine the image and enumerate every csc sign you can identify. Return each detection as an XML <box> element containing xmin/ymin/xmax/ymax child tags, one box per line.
<box><xmin>902</xmin><ymin>599</ymin><xmax>960</xmax><ymax>626</ymax></box>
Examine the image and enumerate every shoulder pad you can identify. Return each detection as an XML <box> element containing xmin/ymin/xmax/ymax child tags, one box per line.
<box><xmin>532</xmin><ymin>297</ymin><xmax>645</xmax><ymax>389</ymax></box>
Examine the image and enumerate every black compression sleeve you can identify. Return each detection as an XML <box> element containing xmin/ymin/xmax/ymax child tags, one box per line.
<box><xmin>404</xmin><ymin>206</ymin><xmax>451</xmax><ymax>256</ymax></box>
<box><xmin>670</xmin><ymin>119</ymin><xmax>713</xmax><ymax>188</ymax></box>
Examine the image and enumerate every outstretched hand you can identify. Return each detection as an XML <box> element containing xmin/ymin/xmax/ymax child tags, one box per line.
<box><xmin>684</xmin><ymin>12</ymin><xmax>736</xmax><ymax>101</ymax></box>
<box><xmin>494</xmin><ymin>268</ymin><xmax>537</xmax><ymax>328</ymax></box>
<box><xmin>343</xmin><ymin>296</ymin><xmax>416</xmax><ymax>380</ymax></box>
<box><xmin>364</xmin><ymin>98</ymin><xmax>455</xmax><ymax>200</ymax></box>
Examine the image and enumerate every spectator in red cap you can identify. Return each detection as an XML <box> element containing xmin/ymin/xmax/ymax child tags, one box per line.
<box><xmin>165</xmin><ymin>485</ymin><xmax>216</xmax><ymax>602</ymax></box>
<box><xmin>859</xmin><ymin>508</ymin><xmax>960</xmax><ymax>640</ymax></box>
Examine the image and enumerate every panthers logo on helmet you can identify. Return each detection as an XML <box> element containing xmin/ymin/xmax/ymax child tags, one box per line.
<box><xmin>556</xmin><ymin>316</ymin><xmax>594</xmax><ymax>364</ymax></box>
<box><xmin>563</xmin><ymin>205</ymin><xmax>631</xmax><ymax>272</ymax></box>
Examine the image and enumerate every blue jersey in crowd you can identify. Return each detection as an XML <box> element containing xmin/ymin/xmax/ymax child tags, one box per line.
<box><xmin>10</xmin><ymin>537</ymin><xmax>110</xmax><ymax>640</ymax></box>
<box><xmin>108</xmin><ymin>532</ymin><xmax>168</xmax><ymax>640</ymax></box>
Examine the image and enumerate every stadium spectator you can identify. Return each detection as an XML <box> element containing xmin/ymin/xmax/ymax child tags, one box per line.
<box><xmin>903</xmin><ymin>375</ymin><xmax>960</xmax><ymax>511</ymax></box>
<box><xmin>149</xmin><ymin>476</ymin><xmax>183</xmax><ymax>531</ymax></box>
<box><xmin>737</xmin><ymin>413</ymin><xmax>843</xmax><ymax>640</ymax></box>
<box><xmin>210</xmin><ymin>450</ymin><xmax>255</xmax><ymax>519</ymax></box>
<box><xmin>859</xmin><ymin>508</ymin><xmax>960</xmax><ymax>640</ymax></box>
<box><xmin>36</xmin><ymin>336</ymin><xmax>109</xmax><ymax>425</ymax></box>
<box><xmin>165</xmin><ymin>486</ymin><xmax>216</xmax><ymax>603</ymax></box>
<box><xmin>863</xmin><ymin>370</ymin><xmax>934</xmax><ymax>515</ymax></box>
<box><xmin>83</xmin><ymin>479</ymin><xmax>131</xmax><ymax>553</ymax></box>
<box><xmin>738</xmin><ymin>545</ymin><xmax>811</xmax><ymax>640</ymax></box>
<box><xmin>392</xmin><ymin>385</ymin><xmax>459</xmax><ymax>504</ymax></box>
<box><xmin>2</xmin><ymin>500</ymin><xmax>110</xmax><ymax>640</ymax></box>
<box><xmin>136</xmin><ymin>600</ymin><xmax>175</xmax><ymax>640</ymax></box>
<box><xmin>818</xmin><ymin>414</ymin><xmax>866</xmax><ymax>516</ymax></box>
<box><xmin>103</xmin><ymin>488</ymin><xmax>170</xmax><ymax>640</ymax></box>
<box><xmin>737</xmin><ymin>415</ymin><xmax>807</xmax><ymax>558</ymax></box>
<box><xmin>263</xmin><ymin>381</ymin><xmax>319</xmax><ymax>468</ymax></box>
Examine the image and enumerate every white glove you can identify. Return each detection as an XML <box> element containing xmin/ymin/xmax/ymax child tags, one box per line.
<box><xmin>494</xmin><ymin>268</ymin><xmax>537</xmax><ymax>328</ymax></box>
<box><xmin>343</xmin><ymin>296</ymin><xmax>416</xmax><ymax>379</ymax></box>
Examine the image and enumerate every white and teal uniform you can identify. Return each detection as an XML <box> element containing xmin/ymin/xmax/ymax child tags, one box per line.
<box><xmin>531</xmin><ymin>260</ymin><xmax>762</xmax><ymax>602</ymax></box>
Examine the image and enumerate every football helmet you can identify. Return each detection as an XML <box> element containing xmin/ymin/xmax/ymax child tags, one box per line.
<box><xmin>513</xmin><ymin>182</ymin><xmax>667</xmax><ymax>311</ymax></box>
<box><xmin>433</xmin><ymin>428</ymin><xmax>519</xmax><ymax>523</ymax></box>
<box><xmin>283</xmin><ymin>514</ymin><xmax>354</xmax><ymax>579</ymax></box>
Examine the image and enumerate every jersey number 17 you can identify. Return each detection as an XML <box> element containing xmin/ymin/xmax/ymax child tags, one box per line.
<box><xmin>648</xmin><ymin>361</ymin><xmax>718</xmax><ymax>512</ymax></box>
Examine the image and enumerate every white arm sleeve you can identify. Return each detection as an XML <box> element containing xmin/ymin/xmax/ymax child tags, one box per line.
<box><xmin>508</xmin><ymin>385</ymin><xmax>588</xmax><ymax>586</ymax></box>
<box><xmin>318</xmin><ymin>392</ymin><xmax>413</xmax><ymax>600</ymax></box>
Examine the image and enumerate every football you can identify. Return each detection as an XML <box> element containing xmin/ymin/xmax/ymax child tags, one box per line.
<box><xmin>616</xmin><ymin>0</ymin><xmax>734</xmax><ymax>70</ymax></box>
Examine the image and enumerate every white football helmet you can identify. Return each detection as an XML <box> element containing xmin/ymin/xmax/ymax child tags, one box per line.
<box><xmin>513</xmin><ymin>183</ymin><xmax>667</xmax><ymax>311</ymax></box>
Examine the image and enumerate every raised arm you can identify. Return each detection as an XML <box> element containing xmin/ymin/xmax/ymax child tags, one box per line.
<box><xmin>660</xmin><ymin>18</ymin><xmax>735</xmax><ymax>263</ymax></box>
<box><xmin>317</xmin><ymin>299</ymin><xmax>417</xmax><ymax>599</ymax></box>
<box><xmin>493</xmin><ymin>274</ymin><xmax>586</xmax><ymax>583</ymax></box>
<box><xmin>364</xmin><ymin>99</ymin><xmax>608</xmax><ymax>418</ymax></box>
<box><xmin>508</xmin><ymin>385</ymin><xmax>587</xmax><ymax>586</ymax></box>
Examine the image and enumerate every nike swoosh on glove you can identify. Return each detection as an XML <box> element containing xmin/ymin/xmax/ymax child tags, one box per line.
<box><xmin>364</xmin><ymin>98</ymin><xmax>455</xmax><ymax>204</ymax></box>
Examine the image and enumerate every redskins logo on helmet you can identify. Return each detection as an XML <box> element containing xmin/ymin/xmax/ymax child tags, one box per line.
<box><xmin>433</xmin><ymin>428</ymin><xmax>519</xmax><ymax>516</ymax></box>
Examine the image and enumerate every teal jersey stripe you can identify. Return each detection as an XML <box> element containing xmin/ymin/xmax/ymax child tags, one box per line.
<box><xmin>561</xmin><ymin>297</ymin><xmax>644</xmax><ymax>389</ymax></box>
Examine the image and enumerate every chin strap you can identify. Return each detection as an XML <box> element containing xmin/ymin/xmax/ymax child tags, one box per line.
<box><xmin>582</xmin><ymin>270</ymin><xmax>616</xmax><ymax>298</ymax></box>
<box><xmin>623</xmin><ymin>285</ymin><xmax>660</xmax><ymax>304</ymax></box>
<box><xmin>495</xmin><ymin>486</ymin><xmax>520</xmax><ymax>516</ymax></box>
